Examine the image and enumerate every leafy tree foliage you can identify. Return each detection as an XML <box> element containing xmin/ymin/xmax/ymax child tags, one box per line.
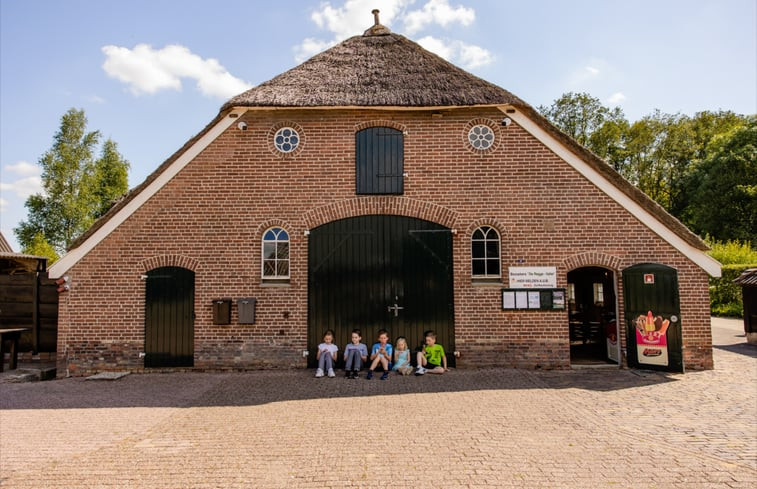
<box><xmin>540</xmin><ymin>93</ymin><xmax>751</xmax><ymax>242</ymax></box>
<box><xmin>538</xmin><ymin>92</ymin><xmax>626</xmax><ymax>151</ymax></box>
<box><xmin>14</xmin><ymin>109</ymin><xmax>130</xmax><ymax>255</ymax></box>
<box><xmin>687</xmin><ymin>119</ymin><xmax>756</xmax><ymax>244</ymax></box>
<box><xmin>22</xmin><ymin>232</ymin><xmax>59</xmax><ymax>263</ymax></box>
<box><xmin>93</xmin><ymin>139</ymin><xmax>130</xmax><ymax>218</ymax></box>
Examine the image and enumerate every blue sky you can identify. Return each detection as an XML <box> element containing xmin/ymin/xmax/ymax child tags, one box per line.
<box><xmin>1</xmin><ymin>0</ymin><xmax>755</xmax><ymax>251</ymax></box>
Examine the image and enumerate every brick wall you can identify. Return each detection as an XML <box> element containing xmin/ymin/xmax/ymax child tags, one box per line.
<box><xmin>56</xmin><ymin>107</ymin><xmax>713</xmax><ymax>375</ymax></box>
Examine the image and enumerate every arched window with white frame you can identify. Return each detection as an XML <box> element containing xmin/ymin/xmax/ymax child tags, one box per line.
<box><xmin>262</xmin><ymin>227</ymin><xmax>290</xmax><ymax>280</ymax></box>
<box><xmin>471</xmin><ymin>226</ymin><xmax>500</xmax><ymax>279</ymax></box>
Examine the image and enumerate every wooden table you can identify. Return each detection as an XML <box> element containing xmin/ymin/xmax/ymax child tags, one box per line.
<box><xmin>0</xmin><ymin>328</ymin><xmax>31</xmax><ymax>372</ymax></box>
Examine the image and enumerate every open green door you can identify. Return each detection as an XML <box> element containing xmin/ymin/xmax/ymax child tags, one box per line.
<box><xmin>622</xmin><ymin>263</ymin><xmax>683</xmax><ymax>372</ymax></box>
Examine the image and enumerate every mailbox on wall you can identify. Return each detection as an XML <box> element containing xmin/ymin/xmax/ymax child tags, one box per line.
<box><xmin>238</xmin><ymin>298</ymin><xmax>257</xmax><ymax>324</ymax></box>
<box><xmin>212</xmin><ymin>298</ymin><xmax>232</xmax><ymax>325</ymax></box>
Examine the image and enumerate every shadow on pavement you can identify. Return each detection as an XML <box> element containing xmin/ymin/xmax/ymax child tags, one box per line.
<box><xmin>0</xmin><ymin>366</ymin><xmax>680</xmax><ymax>410</ymax></box>
<box><xmin>714</xmin><ymin>342</ymin><xmax>757</xmax><ymax>358</ymax></box>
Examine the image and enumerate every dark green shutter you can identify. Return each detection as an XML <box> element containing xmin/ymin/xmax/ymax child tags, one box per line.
<box><xmin>356</xmin><ymin>127</ymin><xmax>404</xmax><ymax>194</ymax></box>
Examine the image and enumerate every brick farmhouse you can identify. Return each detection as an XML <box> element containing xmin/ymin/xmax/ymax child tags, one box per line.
<box><xmin>49</xmin><ymin>17</ymin><xmax>720</xmax><ymax>376</ymax></box>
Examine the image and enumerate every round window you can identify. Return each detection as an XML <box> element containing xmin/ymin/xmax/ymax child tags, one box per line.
<box><xmin>274</xmin><ymin>127</ymin><xmax>300</xmax><ymax>153</ymax></box>
<box><xmin>468</xmin><ymin>124</ymin><xmax>495</xmax><ymax>150</ymax></box>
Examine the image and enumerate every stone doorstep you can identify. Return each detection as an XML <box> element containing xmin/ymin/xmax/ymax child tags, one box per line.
<box><xmin>85</xmin><ymin>371</ymin><xmax>131</xmax><ymax>381</ymax></box>
<box><xmin>0</xmin><ymin>366</ymin><xmax>57</xmax><ymax>383</ymax></box>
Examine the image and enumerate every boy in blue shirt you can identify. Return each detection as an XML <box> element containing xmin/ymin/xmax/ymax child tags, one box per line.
<box><xmin>367</xmin><ymin>329</ymin><xmax>393</xmax><ymax>380</ymax></box>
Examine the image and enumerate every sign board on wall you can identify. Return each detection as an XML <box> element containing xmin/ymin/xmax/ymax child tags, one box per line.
<box><xmin>502</xmin><ymin>289</ymin><xmax>566</xmax><ymax>310</ymax></box>
<box><xmin>508</xmin><ymin>267</ymin><xmax>557</xmax><ymax>288</ymax></box>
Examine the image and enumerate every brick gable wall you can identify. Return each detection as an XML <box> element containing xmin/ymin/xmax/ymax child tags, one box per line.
<box><xmin>55</xmin><ymin>107</ymin><xmax>713</xmax><ymax>375</ymax></box>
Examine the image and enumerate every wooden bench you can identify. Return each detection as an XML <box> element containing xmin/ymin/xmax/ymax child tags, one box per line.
<box><xmin>0</xmin><ymin>328</ymin><xmax>31</xmax><ymax>372</ymax></box>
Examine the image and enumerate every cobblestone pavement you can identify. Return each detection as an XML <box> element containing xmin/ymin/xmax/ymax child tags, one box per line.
<box><xmin>1</xmin><ymin>318</ymin><xmax>755</xmax><ymax>488</ymax></box>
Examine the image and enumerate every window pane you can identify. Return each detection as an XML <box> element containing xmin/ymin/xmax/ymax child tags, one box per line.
<box><xmin>472</xmin><ymin>259</ymin><xmax>486</xmax><ymax>275</ymax></box>
<box><xmin>277</xmin><ymin>260</ymin><xmax>289</xmax><ymax>276</ymax></box>
<box><xmin>264</xmin><ymin>229</ymin><xmax>276</xmax><ymax>240</ymax></box>
<box><xmin>472</xmin><ymin>229</ymin><xmax>485</xmax><ymax>240</ymax></box>
<box><xmin>263</xmin><ymin>243</ymin><xmax>276</xmax><ymax>260</ymax></box>
<box><xmin>472</xmin><ymin>241</ymin><xmax>485</xmax><ymax>258</ymax></box>
<box><xmin>263</xmin><ymin>260</ymin><xmax>276</xmax><ymax>276</ymax></box>
<box><xmin>277</xmin><ymin>242</ymin><xmax>289</xmax><ymax>259</ymax></box>
<box><xmin>486</xmin><ymin>259</ymin><xmax>500</xmax><ymax>275</ymax></box>
<box><xmin>485</xmin><ymin>241</ymin><xmax>499</xmax><ymax>258</ymax></box>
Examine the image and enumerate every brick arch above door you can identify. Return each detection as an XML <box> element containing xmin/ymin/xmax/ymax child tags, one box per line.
<box><xmin>562</xmin><ymin>252</ymin><xmax>622</xmax><ymax>272</ymax></box>
<box><xmin>353</xmin><ymin>119</ymin><xmax>408</xmax><ymax>133</ymax></box>
<box><xmin>302</xmin><ymin>197</ymin><xmax>459</xmax><ymax>230</ymax></box>
<box><xmin>140</xmin><ymin>254</ymin><xmax>199</xmax><ymax>273</ymax></box>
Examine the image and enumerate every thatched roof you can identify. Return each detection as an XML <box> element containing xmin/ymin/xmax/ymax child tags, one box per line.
<box><xmin>223</xmin><ymin>32</ymin><xmax>526</xmax><ymax>109</ymax></box>
<box><xmin>58</xmin><ymin>16</ymin><xmax>711</xmax><ymax>276</ymax></box>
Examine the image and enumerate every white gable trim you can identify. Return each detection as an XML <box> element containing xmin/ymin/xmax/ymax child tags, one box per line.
<box><xmin>49</xmin><ymin>108</ymin><xmax>248</xmax><ymax>278</ymax></box>
<box><xmin>502</xmin><ymin>107</ymin><xmax>721</xmax><ymax>277</ymax></box>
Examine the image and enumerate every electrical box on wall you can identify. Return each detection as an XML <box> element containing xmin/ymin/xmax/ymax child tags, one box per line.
<box><xmin>212</xmin><ymin>298</ymin><xmax>232</xmax><ymax>325</ymax></box>
<box><xmin>238</xmin><ymin>298</ymin><xmax>257</xmax><ymax>324</ymax></box>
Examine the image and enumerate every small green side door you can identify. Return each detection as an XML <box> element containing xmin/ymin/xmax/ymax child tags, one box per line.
<box><xmin>144</xmin><ymin>266</ymin><xmax>195</xmax><ymax>368</ymax></box>
<box><xmin>622</xmin><ymin>263</ymin><xmax>683</xmax><ymax>372</ymax></box>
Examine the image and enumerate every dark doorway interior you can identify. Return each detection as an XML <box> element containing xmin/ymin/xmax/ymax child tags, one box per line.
<box><xmin>567</xmin><ymin>267</ymin><xmax>618</xmax><ymax>365</ymax></box>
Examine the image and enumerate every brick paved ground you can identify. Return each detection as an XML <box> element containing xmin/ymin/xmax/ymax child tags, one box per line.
<box><xmin>1</xmin><ymin>318</ymin><xmax>755</xmax><ymax>488</ymax></box>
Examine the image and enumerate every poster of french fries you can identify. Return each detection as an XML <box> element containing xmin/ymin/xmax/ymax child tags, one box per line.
<box><xmin>634</xmin><ymin>310</ymin><xmax>671</xmax><ymax>366</ymax></box>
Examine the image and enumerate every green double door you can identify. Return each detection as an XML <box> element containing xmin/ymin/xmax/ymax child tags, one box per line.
<box><xmin>308</xmin><ymin>215</ymin><xmax>455</xmax><ymax>368</ymax></box>
<box><xmin>623</xmin><ymin>263</ymin><xmax>683</xmax><ymax>372</ymax></box>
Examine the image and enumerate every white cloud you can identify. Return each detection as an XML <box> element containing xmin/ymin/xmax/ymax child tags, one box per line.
<box><xmin>0</xmin><ymin>177</ymin><xmax>42</xmax><ymax>200</ymax></box>
<box><xmin>607</xmin><ymin>92</ymin><xmax>627</xmax><ymax>104</ymax></box>
<box><xmin>84</xmin><ymin>94</ymin><xmax>106</xmax><ymax>104</ymax></box>
<box><xmin>296</xmin><ymin>0</ymin><xmax>410</xmax><ymax>59</ymax></box>
<box><xmin>294</xmin><ymin>38</ymin><xmax>338</xmax><ymax>63</ymax></box>
<box><xmin>457</xmin><ymin>41</ymin><xmax>493</xmax><ymax>69</ymax></box>
<box><xmin>102</xmin><ymin>44</ymin><xmax>253</xmax><ymax>99</ymax></box>
<box><xmin>5</xmin><ymin>161</ymin><xmax>40</xmax><ymax>177</ymax></box>
<box><xmin>0</xmin><ymin>197</ymin><xmax>7</xmax><ymax>214</ymax></box>
<box><xmin>299</xmin><ymin>1</ymin><xmax>491</xmax><ymax>68</ymax></box>
<box><xmin>585</xmin><ymin>66</ymin><xmax>600</xmax><ymax>76</ymax></box>
<box><xmin>418</xmin><ymin>36</ymin><xmax>493</xmax><ymax>69</ymax></box>
<box><xmin>1</xmin><ymin>161</ymin><xmax>43</xmax><ymax>204</ymax></box>
<box><xmin>417</xmin><ymin>35</ymin><xmax>453</xmax><ymax>60</ymax></box>
<box><xmin>404</xmin><ymin>0</ymin><xmax>475</xmax><ymax>35</ymax></box>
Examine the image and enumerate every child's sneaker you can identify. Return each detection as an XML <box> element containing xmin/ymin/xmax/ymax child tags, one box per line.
<box><xmin>366</xmin><ymin>370</ymin><xmax>373</xmax><ymax>380</ymax></box>
<box><xmin>352</xmin><ymin>370</ymin><xmax>359</xmax><ymax>379</ymax></box>
<box><xmin>415</xmin><ymin>366</ymin><xmax>426</xmax><ymax>376</ymax></box>
<box><xmin>327</xmin><ymin>368</ymin><xmax>335</xmax><ymax>378</ymax></box>
<box><xmin>315</xmin><ymin>368</ymin><xmax>324</xmax><ymax>378</ymax></box>
<box><xmin>345</xmin><ymin>370</ymin><xmax>352</xmax><ymax>378</ymax></box>
<box><xmin>380</xmin><ymin>371</ymin><xmax>389</xmax><ymax>380</ymax></box>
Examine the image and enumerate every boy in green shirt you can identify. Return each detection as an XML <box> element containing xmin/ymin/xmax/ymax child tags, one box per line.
<box><xmin>415</xmin><ymin>330</ymin><xmax>448</xmax><ymax>375</ymax></box>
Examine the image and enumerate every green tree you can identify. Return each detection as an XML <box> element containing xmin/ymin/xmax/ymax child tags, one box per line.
<box><xmin>93</xmin><ymin>138</ymin><xmax>130</xmax><ymax>218</ymax></box>
<box><xmin>22</xmin><ymin>232</ymin><xmax>59</xmax><ymax>264</ymax></box>
<box><xmin>538</xmin><ymin>92</ymin><xmax>629</xmax><ymax>173</ymax></box>
<box><xmin>687</xmin><ymin>119</ymin><xmax>757</xmax><ymax>244</ymax></box>
<box><xmin>14</xmin><ymin>109</ymin><xmax>130</xmax><ymax>254</ymax></box>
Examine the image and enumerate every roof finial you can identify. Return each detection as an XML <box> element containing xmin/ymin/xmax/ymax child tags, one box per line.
<box><xmin>364</xmin><ymin>8</ymin><xmax>391</xmax><ymax>36</ymax></box>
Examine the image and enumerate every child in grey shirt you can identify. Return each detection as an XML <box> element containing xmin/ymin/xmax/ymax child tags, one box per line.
<box><xmin>343</xmin><ymin>329</ymin><xmax>368</xmax><ymax>379</ymax></box>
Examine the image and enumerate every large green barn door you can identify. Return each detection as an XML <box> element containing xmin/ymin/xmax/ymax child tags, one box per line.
<box><xmin>622</xmin><ymin>263</ymin><xmax>683</xmax><ymax>372</ymax></box>
<box><xmin>308</xmin><ymin>215</ymin><xmax>454</xmax><ymax>367</ymax></box>
<box><xmin>144</xmin><ymin>266</ymin><xmax>195</xmax><ymax>368</ymax></box>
